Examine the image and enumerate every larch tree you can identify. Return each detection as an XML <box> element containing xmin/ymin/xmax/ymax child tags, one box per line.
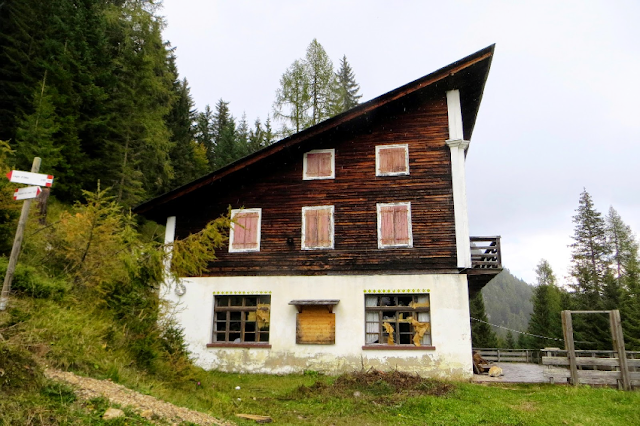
<box><xmin>334</xmin><ymin>55</ymin><xmax>362</xmax><ymax>113</ymax></box>
<box><xmin>273</xmin><ymin>59</ymin><xmax>311</xmax><ymax>137</ymax></box>
<box><xmin>304</xmin><ymin>39</ymin><xmax>336</xmax><ymax>125</ymax></box>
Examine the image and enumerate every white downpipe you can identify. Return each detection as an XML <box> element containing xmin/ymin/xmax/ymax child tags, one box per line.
<box><xmin>164</xmin><ymin>216</ymin><xmax>177</xmax><ymax>276</ymax></box>
<box><xmin>445</xmin><ymin>90</ymin><xmax>471</xmax><ymax>269</ymax></box>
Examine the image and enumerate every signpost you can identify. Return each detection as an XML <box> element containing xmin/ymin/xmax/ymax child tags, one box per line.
<box><xmin>13</xmin><ymin>186</ymin><xmax>42</xmax><ymax>201</ymax></box>
<box><xmin>0</xmin><ymin>158</ymin><xmax>52</xmax><ymax>311</ymax></box>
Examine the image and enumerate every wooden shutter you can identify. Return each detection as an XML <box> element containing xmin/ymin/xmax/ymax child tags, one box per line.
<box><xmin>305</xmin><ymin>151</ymin><xmax>333</xmax><ymax>179</ymax></box>
<box><xmin>232</xmin><ymin>211</ymin><xmax>260</xmax><ymax>250</ymax></box>
<box><xmin>304</xmin><ymin>209</ymin><xmax>319</xmax><ymax>247</ymax></box>
<box><xmin>378</xmin><ymin>145</ymin><xmax>408</xmax><ymax>175</ymax></box>
<box><xmin>303</xmin><ymin>206</ymin><xmax>333</xmax><ymax>249</ymax></box>
<box><xmin>379</xmin><ymin>203</ymin><xmax>411</xmax><ymax>247</ymax></box>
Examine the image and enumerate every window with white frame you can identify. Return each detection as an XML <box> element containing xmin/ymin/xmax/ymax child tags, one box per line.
<box><xmin>303</xmin><ymin>149</ymin><xmax>335</xmax><ymax>180</ymax></box>
<box><xmin>301</xmin><ymin>206</ymin><xmax>334</xmax><ymax>250</ymax></box>
<box><xmin>376</xmin><ymin>202</ymin><xmax>413</xmax><ymax>248</ymax></box>
<box><xmin>365</xmin><ymin>294</ymin><xmax>431</xmax><ymax>346</ymax></box>
<box><xmin>212</xmin><ymin>295</ymin><xmax>271</xmax><ymax>344</ymax></box>
<box><xmin>229</xmin><ymin>208</ymin><xmax>261</xmax><ymax>252</ymax></box>
<box><xmin>376</xmin><ymin>144</ymin><xmax>409</xmax><ymax>176</ymax></box>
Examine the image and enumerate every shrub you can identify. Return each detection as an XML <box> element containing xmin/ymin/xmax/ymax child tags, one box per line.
<box><xmin>0</xmin><ymin>257</ymin><xmax>70</xmax><ymax>300</ymax></box>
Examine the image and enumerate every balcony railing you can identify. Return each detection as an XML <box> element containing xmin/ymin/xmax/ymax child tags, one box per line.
<box><xmin>470</xmin><ymin>236</ymin><xmax>501</xmax><ymax>269</ymax></box>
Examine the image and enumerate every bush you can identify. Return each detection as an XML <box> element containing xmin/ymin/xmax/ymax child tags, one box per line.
<box><xmin>0</xmin><ymin>257</ymin><xmax>70</xmax><ymax>300</ymax></box>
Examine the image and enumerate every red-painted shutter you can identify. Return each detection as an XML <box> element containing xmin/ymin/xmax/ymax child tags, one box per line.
<box><xmin>306</xmin><ymin>153</ymin><xmax>320</xmax><ymax>177</ymax></box>
<box><xmin>305</xmin><ymin>209</ymin><xmax>319</xmax><ymax>247</ymax></box>
<box><xmin>306</xmin><ymin>152</ymin><xmax>332</xmax><ymax>178</ymax></box>
<box><xmin>317</xmin><ymin>208</ymin><xmax>331</xmax><ymax>247</ymax></box>
<box><xmin>379</xmin><ymin>147</ymin><xmax>407</xmax><ymax>174</ymax></box>
<box><xmin>393</xmin><ymin>205</ymin><xmax>410</xmax><ymax>245</ymax></box>
<box><xmin>380</xmin><ymin>206</ymin><xmax>395</xmax><ymax>246</ymax></box>
<box><xmin>233</xmin><ymin>212</ymin><xmax>259</xmax><ymax>250</ymax></box>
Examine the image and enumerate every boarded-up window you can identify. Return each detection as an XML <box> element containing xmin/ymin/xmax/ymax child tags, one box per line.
<box><xmin>229</xmin><ymin>208</ymin><xmax>261</xmax><ymax>252</ymax></box>
<box><xmin>302</xmin><ymin>206</ymin><xmax>334</xmax><ymax>249</ymax></box>
<box><xmin>303</xmin><ymin>149</ymin><xmax>334</xmax><ymax>180</ymax></box>
<box><xmin>376</xmin><ymin>144</ymin><xmax>409</xmax><ymax>176</ymax></box>
<box><xmin>296</xmin><ymin>305</ymin><xmax>335</xmax><ymax>345</ymax></box>
<box><xmin>377</xmin><ymin>202</ymin><xmax>413</xmax><ymax>248</ymax></box>
<box><xmin>213</xmin><ymin>295</ymin><xmax>270</xmax><ymax>344</ymax></box>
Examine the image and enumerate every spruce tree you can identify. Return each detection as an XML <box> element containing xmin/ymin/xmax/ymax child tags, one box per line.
<box><xmin>334</xmin><ymin>55</ymin><xmax>362</xmax><ymax>113</ymax></box>
<box><xmin>195</xmin><ymin>105</ymin><xmax>216</xmax><ymax>169</ymax></box>
<box><xmin>211</xmin><ymin>99</ymin><xmax>238</xmax><ymax>170</ymax></box>
<box><xmin>569</xmin><ymin>190</ymin><xmax>612</xmax><ymax>349</ymax></box>
<box><xmin>469</xmin><ymin>292</ymin><xmax>498</xmax><ymax>348</ymax></box>
<box><xmin>527</xmin><ymin>260</ymin><xmax>564</xmax><ymax>349</ymax></box>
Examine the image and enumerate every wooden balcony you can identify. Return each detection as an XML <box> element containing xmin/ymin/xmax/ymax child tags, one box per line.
<box><xmin>467</xmin><ymin>236</ymin><xmax>502</xmax><ymax>296</ymax></box>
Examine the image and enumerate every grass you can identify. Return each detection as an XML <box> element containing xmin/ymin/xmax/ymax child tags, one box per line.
<box><xmin>2</xmin><ymin>294</ymin><xmax>640</xmax><ymax>425</ymax></box>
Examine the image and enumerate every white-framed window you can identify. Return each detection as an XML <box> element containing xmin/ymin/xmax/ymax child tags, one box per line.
<box><xmin>212</xmin><ymin>295</ymin><xmax>271</xmax><ymax>344</ymax></box>
<box><xmin>376</xmin><ymin>202</ymin><xmax>413</xmax><ymax>248</ymax></box>
<box><xmin>303</xmin><ymin>149</ymin><xmax>335</xmax><ymax>180</ymax></box>
<box><xmin>376</xmin><ymin>144</ymin><xmax>409</xmax><ymax>176</ymax></box>
<box><xmin>229</xmin><ymin>208</ymin><xmax>262</xmax><ymax>253</ymax></box>
<box><xmin>365</xmin><ymin>294</ymin><xmax>431</xmax><ymax>346</ymax></box>
<box><xmin>301</xmin><ymin>206</ymin><xmax>334</xmax><ymax>250</ymax></box>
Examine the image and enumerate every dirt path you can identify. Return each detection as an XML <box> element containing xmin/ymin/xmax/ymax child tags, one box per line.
<box><xmin>472</xmin><ymin>362</ymin><xmax>547</xmax><ymax>384</ymax></box>
<box><xmin>45</xmin><ymin>369</ymin><xmax>232</xmax><ymax>425</ymax></box>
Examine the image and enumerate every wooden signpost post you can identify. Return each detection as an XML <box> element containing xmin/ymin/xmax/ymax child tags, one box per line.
<box><xmin>0</xmin><ymin>157</ymin><xmax>52</xmax><ymax>311</ymax></box>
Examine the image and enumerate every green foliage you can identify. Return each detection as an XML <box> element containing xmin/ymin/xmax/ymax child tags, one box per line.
<box><xmin>0</xmin><ymin>257</ymin><xmax>69</xmax><ymax>300</ymax></box>
<box><xmin>334</xmin><ymin>55</ymin><xmax>362</xmax><ymax>112</ymax></box>
<box><xmin>0</xmin><ymin>341</ymin><xmax>43</xmax><ymax>395</ymax></box>
<box><xmin>482</xmin><ymin>269</ymin><xmax>533</xmax><ymax>340</ymax></box>
<box><xmin>526</xmin><ymin>259</ymin><xmax>564</xmax><ymax>349</ymax></box>
<box><xmin>469</xmin><ymin>291</ymin><xmax>498</xmax><ymax>348</ymax></box>
<box><xmin>0</xmin><ymin>141</ymin><xmax>21</xmax><ymax>254</ymax></box>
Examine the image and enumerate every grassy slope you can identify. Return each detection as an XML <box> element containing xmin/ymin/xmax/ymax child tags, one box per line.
<box><xmin>2</xmin><ymin>295</ymin><xmax>639</xmax><ymax>426</ymax></box>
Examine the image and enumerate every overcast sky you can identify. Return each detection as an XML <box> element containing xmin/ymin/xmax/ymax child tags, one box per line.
<box><xmin>159</xmin><ymin>0</ymin><xmax>640</xmax><ymax>285</ymax></box>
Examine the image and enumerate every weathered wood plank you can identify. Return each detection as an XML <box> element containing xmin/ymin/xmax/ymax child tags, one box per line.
<box><xmin>543</xmin><ymin>357</ymin><xmax>640</xmax><ymax>367</ymax></box>
<box><xmin>296</xmin><ymin>306</ymin><xmax>335</xmax><ymax>345</ymax></box>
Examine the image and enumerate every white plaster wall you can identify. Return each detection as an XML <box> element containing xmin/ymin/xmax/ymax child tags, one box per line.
<box><xmin>163</xmin><ymin>274</ymin><xmax>473</xmax><ymax>379</ymax></box>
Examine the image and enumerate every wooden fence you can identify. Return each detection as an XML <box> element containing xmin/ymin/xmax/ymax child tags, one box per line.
<box><xmin>474</xmin><ymin>348</ymin><xmax>540</xmax><ymax>364</ymax></box>
<box><xmin>542</xmin><ymin>349</ymin><xmax>640</xmax><ymax>389</ymax></box>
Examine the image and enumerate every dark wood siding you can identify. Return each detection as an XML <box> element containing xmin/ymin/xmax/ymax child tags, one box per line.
<box><xmin>173</xmin><ymin>93</ymin><xmax>457</xmax><ymax>276</ymax></box>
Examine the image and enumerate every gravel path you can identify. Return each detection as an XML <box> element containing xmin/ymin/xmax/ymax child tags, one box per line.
<box><xmin>45</xmin><ymin>369</ymin><xmax>232</xmax><ymax>425</ymax></box>
<box><xmin>472</xmin><ymin>362</ymin><xmax>547</xmax><ymax>383</ymax></box>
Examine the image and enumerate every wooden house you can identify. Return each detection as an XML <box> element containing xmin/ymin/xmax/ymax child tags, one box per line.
<box><xmin>135</xmin><ymin>45</ymin><xmax>502</xmax><ymax>378</ymax></box>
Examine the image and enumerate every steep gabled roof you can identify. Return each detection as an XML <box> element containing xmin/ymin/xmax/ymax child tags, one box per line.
<box><xmin>135</xmin><ymin>45</ymin><xmax>494</xmax><ymax>220</ymax></box>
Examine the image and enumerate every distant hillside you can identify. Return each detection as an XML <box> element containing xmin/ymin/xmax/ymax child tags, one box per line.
<box><xmin>481</xmin><ymin>269</ymin><xmax>533</xmax><ymax>339</ymax></box>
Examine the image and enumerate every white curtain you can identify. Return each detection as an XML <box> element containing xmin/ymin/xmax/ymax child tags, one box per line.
<box><xmin>417</xmin><ymin>295</ymin><xmax>431</xmax><ymax>345</ymax></box>
<box><xmin>365</xmin><ymin>295</ymin><xmax>379</xmax><ymax>343</ymax></box>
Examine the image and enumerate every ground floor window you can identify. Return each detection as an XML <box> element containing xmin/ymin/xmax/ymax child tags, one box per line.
<box><xmin>213</xmin><ymin>295</ymin><xmax>270</xmax><ymax>343</ymax></box>
<box><xmin>365</xmin><ymin>294</ymin><xmax>431</xmax><ymax>346</ymax></box>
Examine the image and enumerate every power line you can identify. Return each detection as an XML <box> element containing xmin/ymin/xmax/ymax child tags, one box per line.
<box><xmin>470</xmin><ymin>316</ymin><xmax>596</xmax><ymax>345</ymax></box>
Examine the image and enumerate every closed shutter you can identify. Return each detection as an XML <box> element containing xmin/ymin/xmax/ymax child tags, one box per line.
<box><xmin>377</xmin><ymin>145</ymin><xmax>409</xmax><ymax>176</ymax></box>
<box><xmin>231</xmin><ymin>210</ymin><xmax>260</xmax><ymax>251</ymax></box>
<box><xmin>303</xmin><ymin>206</ymin><xmax>333</xmax><ymax>249</ymax></box>
<box><xmin>378</xmin><ymin>203</ymin><xmax>412</xmax><ymax>247</ymax></box>
<box><xmin>304</xmin><ymin>151</ymin><xmax>334</xmax><ymax>179</ymax></box>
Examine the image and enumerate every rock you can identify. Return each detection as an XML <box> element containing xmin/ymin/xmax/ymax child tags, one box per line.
<box><xmin>140</xmin><ymin>409</ymin><xmax>153</xmax><ymax>419</ymax></box>
<box><xmin>488</xmin><ymin>366</ymin><xmax>503</xmax><ymax>377</ymax></box>
<box><xmin>103</xmin><ymin>408</ymin><xmax>125</xmax><ymax>420</ymax></box>
<box><xmin>353</xmin><ymin>391</ymin><xmax>361</xmax><ymax>397</ymax></box>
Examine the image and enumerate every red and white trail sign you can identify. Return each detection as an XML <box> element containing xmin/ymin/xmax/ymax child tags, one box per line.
<box><xmin>6</xmin><ymin>170</ymin><xmax>54</xmax><ymax>187</ymax></box>
<box><xmin>13</xmin><ymin>186</ymin><xmax>42</xmax><ymax>201</ymax></box>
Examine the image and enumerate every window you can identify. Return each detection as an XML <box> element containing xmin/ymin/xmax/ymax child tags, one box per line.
<box><xmin>376</xmin><ymin>144</ymin><xmax>409</xmax><ymax>176</ymax></box>
<box><xmin>229</xmin><ymin>208</ymin><xmax>261</xmax><ymax>252</ymax></box>
<box><xmin>301</xmin><ymin>206</ymin><xmax>334</xmax><ymax>249</ymax></box>
<box><xmin>365</xmin><ymin>294</ymin><xmax>431</xmax><ymax>347</ymax></box>
<box><xmin>212</xmin><ymin>295</ymin><xmax>270</xmax><ymax>344</ymax></box>
<box><xmin>377</xmin><ymin>202</ymin><xmax>413</xmax><ymax>248</ymax></box>
<box><xmin>303</xmin><ymin>149</ymin><xmax>335</xmax><ymax>180</ymax></box>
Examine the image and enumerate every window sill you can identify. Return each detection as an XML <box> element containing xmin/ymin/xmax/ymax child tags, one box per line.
<box><xmin>207</xmin><ymin>343</ymin><xmax>272</xmax><ymax>349</ymax></box>
<box><xmin>362</xmin><ymin>345</ymin><xmax>436</xmax><ymax>351</ymax></box>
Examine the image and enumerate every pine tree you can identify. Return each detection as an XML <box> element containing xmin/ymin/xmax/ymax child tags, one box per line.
<box><xmin>569</xmin><ymin>190</ymin><xmax>612</xmax><ymax>349</ymax></box>
<box><xmin>469</xmin><ymin>292</ymin><xmax>498</xmax><ymax>348</ymax></box>
<box><xmin>334</xmin><ymin>55</ymin><xmax>362</xmax><ymax>113</ymax></box>
<box><xmin>527</xmin><ymin>260</ymin><xmax>564</xmax><ymax>349</ymax></box>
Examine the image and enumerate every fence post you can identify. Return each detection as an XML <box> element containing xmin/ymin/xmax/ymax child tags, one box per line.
<box><xmin>561</xmin><ymin>310</ymin><xmax>579</xmax><ymax>386</ymax></box>
<box><xmin>610</xmin><ymin>310</ymin><xmax>630</xmax><ymax>391</ymax></box>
